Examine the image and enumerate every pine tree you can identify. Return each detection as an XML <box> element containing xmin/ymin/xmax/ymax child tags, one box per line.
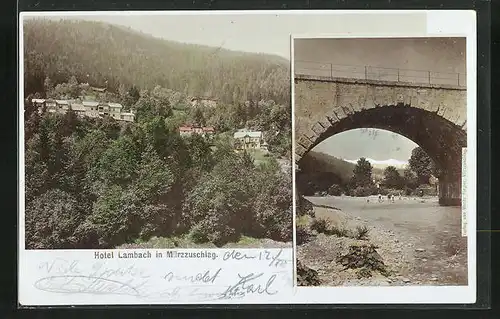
<box><xmin>351</xmin><ymin>157</ymin><xmax>373</xmax><ymax>188</ymax></box>
<box><xmin>43</xmin><ymin>76</ymin><xmax>54</xmax><ymax>97</ymax></box>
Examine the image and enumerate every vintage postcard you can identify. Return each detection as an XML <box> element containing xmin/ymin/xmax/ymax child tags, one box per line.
<box><xmin>18</xmin><ymin>10</ymin><xmax>476</xmax><ymax>306</ymax></box>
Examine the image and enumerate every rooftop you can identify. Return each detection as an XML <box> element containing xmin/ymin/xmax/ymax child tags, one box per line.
<box><xmin>179</xmin><ymin>125</ymin><xmax>215</xmax><ymax>132</ymax></box>
<box><xmin>234</xmin><ymin>131</ymin><xmax>262</xmax><ymax>139</ymax></box>
<box><xmin>190</xmin><ymin>96</ymin><xmax>218</xmax><ymax>101</ymax></box>
<box><xmin>70</xmin><ymin>104</ymin><xmax>86</xmax><ymax>112</ymax></box>
<box><xmin>82</xmin><ymin>101</ymin><xmax>99</xmax><ymax>107</ymax></box>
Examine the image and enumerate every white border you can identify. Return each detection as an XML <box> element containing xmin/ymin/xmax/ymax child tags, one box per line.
<box><xmin>290</xmin><ymin>34</ymin><xmax>298</xmax><ymax>289</ymax></box>
<box><xmin>18</xmin><ymin>10</ymin><xmax>477</xmax><ymax>305</ymax></box>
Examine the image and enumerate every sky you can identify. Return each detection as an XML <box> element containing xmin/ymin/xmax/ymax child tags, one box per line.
<box><xmin>294</xmin><ymin>37</ymin><xmax>466</xmax><ymax>75</ymax></box>
<box><xmin>29</xmin><ymin>14</ymin><xmax>465</xmax><ymax>162</ymax></box>
<box><xmin>313</xmin><ymin>129</ymin><xmax>419</xmax><ymax>162</ymax></box>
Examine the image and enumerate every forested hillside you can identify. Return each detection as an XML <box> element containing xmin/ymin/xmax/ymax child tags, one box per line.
<box><xmin>299</xmin><ymin>151</ymin><xmax>356</xmax><ymax>183</ymax></box>
<box><xmin>297</xmin><ymin>151</ymin><xmax>388</xmax><ymax>195</ymax></box>
<box><xmin>299</xmin><ymin>151</ymin><xmax>387</xmax><ymax>181</ymax></box>
<box><xmin>23</xmin><ymin>19</ymin><xmax>290</xmax><ymax>104</ymax></box>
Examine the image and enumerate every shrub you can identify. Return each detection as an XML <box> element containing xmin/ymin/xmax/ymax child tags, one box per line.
<box><xmin>296</xmin><ymin>260</ymin><xmax>321</xmax><ymax>286</ymax></box>
<box><xmin>416</xmin><ymin>184</ymin><xmax>438</xmax><ymax>196</ymax></box>
<box><xmin>310</xmin><ymin>217</ymin><xmax>330</xmax><ymax>234</ymax></box>
<box><xmin>188</xmin><ymin>221</ymin><xmax>239</xmax><ymax>246</ymax></box>
<box><xmin>88</xmin><ymin>185</ymin><xmax>137</xmax><ymax>248</ymax></box>
<box><xmin>252</xmin><ymin>172</ymin><xmax>293</xmax><ymax>242</ymax></box>
<box><xmin>327</xmin><ymin>184</ymin><xmax>342</xmax><ymax>196</ymax></box>
<box><xmin>326</xmin><ymin>225</ymin><xmax>351</xmax><ymax>238</ymax></box>
<box><xmin>296</xmin><ymin>215</ymin><xmax>309</xmax><ymax>227</ymax></box>
<box><xmin>352</xmin><ymin>186</ymin><xmax>372</xmax><ymax>197</ymax></box>
<box><xmin>354</xmin><ymin>225</ymin><xmax>370</xmax><ymax>240</ymax></box>
<box><xmin>337</xmin><ymin>244</ymin><xmax>389</xmax><ymax>277</ymax></box>
<box><xmin>296</xmin><ymin>224</ymin><xmax>314</xmax><ymax>245</ymax></box>
<box><xmin>254</xmin><ymin>205</ymin><xmax>293</xmax><ymax>242</ymax></box>
<box><xmin>25</xmin><ymin>189</ymin><xmax>88</xmax><ymax>249</ymax></box>
<box><xmin>182</xmin><ymin>156</ymin><xmax>254</xmax><ymax>246</ymax></box>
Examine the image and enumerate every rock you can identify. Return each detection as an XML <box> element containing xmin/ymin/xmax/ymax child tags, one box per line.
<box><xmin>296</xmin><ymin>260</ymin><xmax>321</xmax><ymax>286</ymax></box>
<box><xmin>415</xmin><ymin>248</ymin><xmax>426</xmax><ymax>252</ymax></box>
<box><xmin>402</xmin><ymin>278</ymin><xmax>411</xmax><ymax>283</ymax></box>
<box><xmin>421</xmin><ymin>258</ymin><xmax>427</xmax><ymax>262</ymax></box>
<box><xmin>387</xmin><ymin>279</ymin><xmax>393</xmax><ymax>283</ymax></box>
<box><xmin>431</xmin><ymin>277</ymin><xmax>438</xmax><ymax>281</ymax></box>
<box><xmin>394</xmin><ymin>239</ymin><xmax>399</xmax><ymax>243</ymax></box>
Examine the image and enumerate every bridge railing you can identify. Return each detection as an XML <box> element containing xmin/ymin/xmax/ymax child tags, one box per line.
<box><xmin>294</xmin><ymin>60</ymin><xmax>466</xmax><ymax>87</ymax></box>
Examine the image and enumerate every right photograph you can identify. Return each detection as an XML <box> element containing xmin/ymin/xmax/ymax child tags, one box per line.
<box><xmin>293</xmin><ymin>37</ymin><xmax>468</xmax><ymax>287</ymax></box>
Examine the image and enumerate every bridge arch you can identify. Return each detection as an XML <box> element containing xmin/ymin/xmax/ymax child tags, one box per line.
<box><xmin>294</xmin><ymin>75</ymin><xmax>467</xmax><ymax>206</ymax></box>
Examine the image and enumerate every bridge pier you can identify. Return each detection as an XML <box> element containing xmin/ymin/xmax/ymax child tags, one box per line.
<box><xmin>438</xmin><ymin>174</ymin><xmax>462</xmax><ymax>206</ymax></box>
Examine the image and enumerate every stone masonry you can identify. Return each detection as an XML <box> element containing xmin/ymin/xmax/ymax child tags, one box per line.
<box><xmin>294</xmin><ymin>74</ymin><xmax>467</xmax><ymax>206</ymax></box>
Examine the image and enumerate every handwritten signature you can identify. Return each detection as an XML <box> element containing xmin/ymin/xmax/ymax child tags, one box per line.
<box><xmin>219</xmin><ymin>272</ymin><xmax>278</xmax><ymax>300</ymax></box>
<box><xmin>34</xmin><ymin>275</ymin><xmax>148</xmax><ymax>296</ymax></box>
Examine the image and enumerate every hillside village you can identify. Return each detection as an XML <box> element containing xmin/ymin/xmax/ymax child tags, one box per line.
<box><xmin>31</xmin><ymin>96</ymin><xmax>270</xmax><ymax>153</ymax></box>
<box><xmin>31</xmin><ymin>98</ymin><xmax>136</xmax><ymax>122</ymax></box>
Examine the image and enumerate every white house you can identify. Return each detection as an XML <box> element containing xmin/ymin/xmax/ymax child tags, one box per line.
<box><xmin>233</xmin><ymin>130</ymin><xmax>265</xmax><ymax>150</ymax></box>
<box><xmin>119</xmin><ymin>112</ymin><xmax>135</xmax><ymax>122</ymax></box>
<box><xmin>108</xmin><ymin>102</ymin><xmax>124</xmax><ymax>120</ymax></box>
<box><xmin>69</xmin><ymin>103</ymin><xmax>87</xmax><ymax>117</ymax></box>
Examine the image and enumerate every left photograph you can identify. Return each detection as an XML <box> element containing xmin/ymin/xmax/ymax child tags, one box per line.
<box><xmin>22</xmin><ymin>15</ymin><xmax>292</xmax><ymax>250</ymax></box>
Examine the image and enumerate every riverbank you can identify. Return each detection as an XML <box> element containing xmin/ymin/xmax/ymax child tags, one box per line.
<box><xmin>297</xmin><ymin>195</ymin><xmax>467</xmax><ymax>286</ymax></box>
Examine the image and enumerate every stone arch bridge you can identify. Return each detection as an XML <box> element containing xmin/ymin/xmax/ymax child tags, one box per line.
<box><xmin>294</xmin><ymin>74</ymin><xmax>467</xmax><ymax>206</ymax></box>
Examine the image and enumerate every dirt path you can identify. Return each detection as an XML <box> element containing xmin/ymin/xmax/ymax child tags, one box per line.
<box><xmin>297</xmin><ymin>195</ymin><xmax>467</xmax><ymax>286</ymax></box>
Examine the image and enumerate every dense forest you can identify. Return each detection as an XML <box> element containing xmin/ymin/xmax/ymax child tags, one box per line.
<box><xmin>23</xmin><ymin>19</ymin><xmax>293</xmax><ymax>249</ymax></box>
<box><xmin>24</xmin><ymin>101</ymin><xmax>292</xmax><ymax>249</ymax></box>
<box><xmin>23</xmin><ymin>19</ymin><xmax>290</xmax><ymax>105</ymax></box>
